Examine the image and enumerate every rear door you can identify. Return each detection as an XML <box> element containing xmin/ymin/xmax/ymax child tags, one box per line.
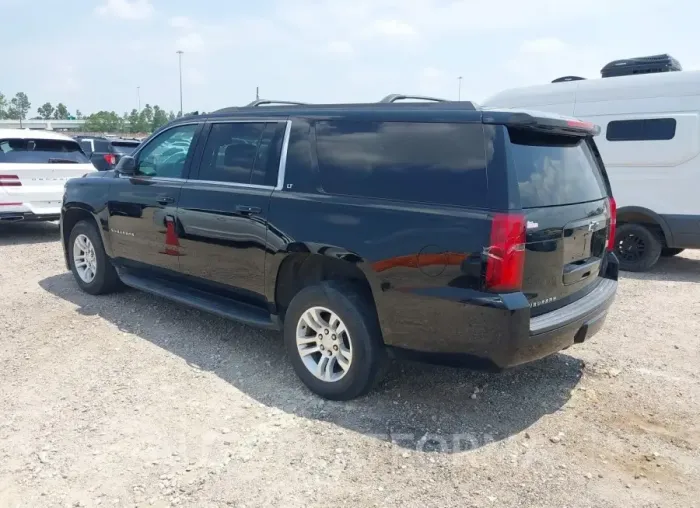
<box><xmin>0</xmin><ymin>137</ymin><xmax>95</xmax><ymax>216</ymax></box>
<box><xmin>507</xmin><ymin>127</ymin><xmax>613</xmax><ymax>314</ymax></box>
<box><xmin>175</xmin><ymin>119</ymin><xmax>287</xmax><ymax>304</ymax></box>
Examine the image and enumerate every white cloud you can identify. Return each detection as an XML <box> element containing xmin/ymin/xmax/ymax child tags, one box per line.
<box><xmin>94</xmin><ymin>0</ymin><xmax>154</xmax><ymax>20</ymax></box>
<box><xmin>325</xmin><ymin>41</ymin><xmax>354</xmax><ymax>56</ymax></box>
<box><xmin>169</xmin><ymin>16</ymin><xmax>194</xmax><ymax>30</ymax></box>
<box><xmin>176</xmin><ymin>32</ymin><xmax>205</xmax><ymax>53</ymax></box>
<box><xmin>520</xmin><ymin>37</ymin><xmax>569</xmax><ymax>54</ymax></box>
<box><xmin>371</xmin><ymin>19</ymin><xmax>417</xmax><ymax>37</ymax></box>
<box><xmin>184</xmin><ymin>68</ymin><xmax>207</xmax><ymax>86</ymax></box>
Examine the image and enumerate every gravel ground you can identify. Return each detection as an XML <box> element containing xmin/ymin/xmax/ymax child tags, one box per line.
<box><xmin>1</xmin><ymin>222</ymin><xmax>698</xmax><ymax>508</ymax></box>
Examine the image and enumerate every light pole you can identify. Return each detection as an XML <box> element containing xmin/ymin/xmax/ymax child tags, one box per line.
<box><xmin>176</xmin><ymin>50</ymin><xmax>184</xmax><ymax>116</ymax></box>
<box><xmin>458</xmin><ymin>76</ymin><xmax>463</xmax><ymax>101</ymax></box>
<box><xmin>137</xmin><ymin>86</ymin><xmax>141</xmax><ymax>111</ymax></box>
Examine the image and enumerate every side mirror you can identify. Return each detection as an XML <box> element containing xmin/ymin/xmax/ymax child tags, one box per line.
<box><xmin>115</xmin><ymin>155</ymin><xmax>137</xmax><ymax>175</ymax></box>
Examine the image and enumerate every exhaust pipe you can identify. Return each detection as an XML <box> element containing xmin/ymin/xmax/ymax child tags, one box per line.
<box><xmin>0</xmin><ymin>215</ymin><xmax>24</xmax><ymax>222</ymax></box>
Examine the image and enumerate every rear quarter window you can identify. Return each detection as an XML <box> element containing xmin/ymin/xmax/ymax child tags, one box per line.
<box><xmin>111</xmin><ymin>142</ymin><xmax>139</xmax><ymax>154</ymax></box>
<box><xmin>508</xmin><ymin>129</ymin><xmax>607</xmax><ymax>208</ymax></box>
<box><xmin>315</xmin><ymin>121</ymin><xmax>490</xmax><ymax>208</ymax></box>
<box><xmin>0</xmin><ymin>138</ymin><xmax>90</xmax><ymax>164</ymax></box>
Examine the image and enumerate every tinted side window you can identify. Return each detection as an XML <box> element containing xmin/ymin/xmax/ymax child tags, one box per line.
<box><xmin>197</xmin><ymin>123</ymin><xmax>265</xmax><ymax>184</ymax></box>
<box><xmin>137</xmin><ymin>124</ymin><xmax>198</xmax><ymax>178</ymax></box>
<box><xmin>79</xmin><ymin>140</ymin><xmax>93</xmax><ymax>154</ymax></box>
<box><xmin>606</xmin><ymin>118</ymin><xmax>676</xmax><ymax>141</ymax></box>
<box><xmin>315</xmin><ymin>121</ymin><xmax>489</xmax><ymax>207</ymax></box>
<box><xmin>94</xmin><ymin>140</ymin><xmax>111</xmax><ymax>152</ymax></box>
<box><xmin>250</xmin><ymin>122</ymin><xmax>286</xmax><ymax>187</ymax></box>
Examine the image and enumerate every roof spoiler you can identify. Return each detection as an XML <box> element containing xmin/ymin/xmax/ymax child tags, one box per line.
<box><xmin>483</xmin><ymin>111</ymin><xmax>601</xmax><ymax>136</ymax></box>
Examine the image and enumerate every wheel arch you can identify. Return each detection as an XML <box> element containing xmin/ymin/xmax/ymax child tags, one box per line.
<box><xmin>272</xmin><ymin>245</ymin><xmax>385</xmax><ymax>338</ymax></box>
<box><xmin>616</xmin><ymin>206</ymin><xmax>673</xmax><ymax>247</ymax></box>
<box><xmin>61</xmin><ymin>204</ymin><xmax>109</xmax><ymax>269</ymax></box>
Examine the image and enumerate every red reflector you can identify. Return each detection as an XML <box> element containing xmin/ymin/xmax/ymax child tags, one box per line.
<box><xmin>104</xmin><ymin>154</ymin><xmax>116</xmax><ymax>165</ymax></box>
<box><xmin>0</xmin><ymin>175</ymin><xmax>21</xmax><ymax>187</ymax></box>
<box><xmin>0</xmin><ymin>202</ymin><xmax>22</xmax><ymax>206</ymax></box>
<box><xmin>607</xmin><ymin>197</ymin><xmax>617</xmax><ymax>252</ymax></box>
<box><xmin>485</xmin><ymin>213</ymin><xmax>526</xmax><ymax>292</ymax></box>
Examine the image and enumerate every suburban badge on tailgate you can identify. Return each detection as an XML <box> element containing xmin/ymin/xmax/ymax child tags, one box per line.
<box><xmin>530</xmin><ymin>296</ymin><xmax>557</xmax><ymax>308</ymax></box>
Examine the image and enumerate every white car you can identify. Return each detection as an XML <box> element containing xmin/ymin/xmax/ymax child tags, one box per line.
<box><xmin>0</xmin><ymin>129</ymin><xmax>96</xmax><ymax>222</ymax></box>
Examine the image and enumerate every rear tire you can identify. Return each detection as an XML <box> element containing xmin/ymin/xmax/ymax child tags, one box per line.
<box><xmin>614</xmin><ymin>223</ymin><xmax>662</xmax><ymax>272</ymax></box>
<box><xmin>283</xmin><ymin>281</ymin><xmax>385</xmax><ymax>400</ymax></box>
<box><xmin>68</xmin><ymin>220</ymin><xmax>121</xmax><ymax>295</ymax></box>
<box><xmin>661</xmin><ymin>248</ymin><xmax>684</xmax><ymax>257</ymax></box>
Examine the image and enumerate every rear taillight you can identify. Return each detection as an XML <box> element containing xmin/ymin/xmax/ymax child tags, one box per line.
<box><xmin>485</xmin><ymin>213</ymin><xmax>526</xmax><ymax>292</ymax></box>
<box><xmin>607</xmin><ymin>197</ymin><xmax>617</xmax><ymax>251</ymax></box>
<box><xmin>104</xmin><ymin>154</ymin><xmax>116</xmax><ymax>166</ymax></box>
<box><xmin>0</xmin><ymin>175</ymin><xmax>21</xmax><ymax>187</ymax></box>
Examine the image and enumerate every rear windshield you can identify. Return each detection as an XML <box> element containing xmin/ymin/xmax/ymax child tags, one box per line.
<box><xmin>111</xmin><ymin>142</ymin><xmax>139</xmax><ymax>154</ymax></box>
<box><xmin>508</xmin><ymin>129</ymin><xmax>607</xmax><ymax>208</ymax></box>
<box><xmin>0</xmin><ymin>138</ymin><xmax>90</xmax><ymax>164</ymax></box>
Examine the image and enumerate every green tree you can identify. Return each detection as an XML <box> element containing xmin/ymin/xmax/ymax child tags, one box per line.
<box><xmin>167</xmin><ymin>110</ymin><xmax>176</xmax><ymax>121</ymax></box>
<box><xmin>138</xmin><ymin>104</ymin><xmax>153</xmax><ymax>132</ymax></box>
<box><xmin>7</xmin><ymin>92</ymin><xmax>31</xmax><ymax>120</ymax></box>
<box><xmin>127</xmin><ymin>109</ymin><xmax>140</xmax><ymax>133</ymax></box>
<box><xmin>37</xmin><ymin>102</ymin><xmax>55</xmax><ymax>119</ymax></box>
<box><xmin>75</xmin><ymin>110</ymin><xmax>84</xmax><ymax>120</ymax></box>
<box><xmin>53</xmin><ymin>103</ymin><xmax>70</xmax><ymax>120</ymax></box>
<box><xmin>151</xmin><ymin>105</ymin><xmax>169</xmax><ymax>131</ymax></box>
<box><xmin>0</xmin><ymin>92</ymin><xmax>8</xmax><ymax>119</ymax></box>
<box><xmin>83</xmin><ymin>111</ymin><xmax>124</xmax><ymax>132</ymax></box>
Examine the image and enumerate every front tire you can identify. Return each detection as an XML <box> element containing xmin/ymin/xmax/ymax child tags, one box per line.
<box><xmin>69</xmin><ymin>220</ymin><xmax>121</xmax><ymax>295</ymax></box>
<box><xmin>614</xmin><ymin>223</ymin><xmax>662</xmax><ymax>272</ymax></box>
<box><xmin>284</xmin><ymin>281</ymin><xmax>385</xmax><ymax>400</ymax></box>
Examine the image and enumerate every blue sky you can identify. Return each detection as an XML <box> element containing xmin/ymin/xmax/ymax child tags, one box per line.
<box><xmin>1</xmin><ymin>0</ymin><xmax>699</xmax><ymax>116</ymax></box>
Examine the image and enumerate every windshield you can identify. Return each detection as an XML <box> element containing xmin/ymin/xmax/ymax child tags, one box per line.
<box><xmin>111</xmin><ymin>142</ymin><xmax>139</xmax><ymax>154</ymax></box>
<box><xmin>0</xmin><ymin>138</ymin><xmax>90</xmax><ymax>164</ymax></box>
<box><xmin>508</xmin><ymin>129</ymin><xmax>607</xmax><ymax>208</ymax></box>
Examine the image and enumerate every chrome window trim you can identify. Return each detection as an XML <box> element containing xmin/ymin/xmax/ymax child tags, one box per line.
<box><xmin>276</xmin><ymin>120</ymin><xmax>292</xmax><ymax>191</ymax></box>
<box><xmin>122</xmin><ymin>119</ymin><xmax>292</xmax><ymax>193</ymax></box>
<box><xmin>184</xmin><ymin>179</ymin><xmax>274</xmax><ymax>191</ymax></box>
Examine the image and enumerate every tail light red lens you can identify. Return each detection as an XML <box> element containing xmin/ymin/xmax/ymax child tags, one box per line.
<box><xmin>485</xmin><ymin>213</ymin><xmax>526</xmax><ymax>292</ymax></box>
<box><xmin>0</xmin><ymin>175</ymin><xmax>22</xmax><ymax>187</ymax></box>
<box><xmin>607</xmin><ymin>197</ymin><xmax>617</xmax><ymax>251</ymax></box>
<box><xmin>104</xmin><ymin>154</ymin><xmax>116</xmax><ymax>165</ymax></box>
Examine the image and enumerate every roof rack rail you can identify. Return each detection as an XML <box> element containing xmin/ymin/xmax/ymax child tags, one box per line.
<box><xmin>379</xmin><ymin>94</ymin><xmax>448</xmax><ymax>103</ymax></box>
<box><xmin>245</xmin><ymin>99</ymin><xmax>308</xmax><ymax>107</ymax></box>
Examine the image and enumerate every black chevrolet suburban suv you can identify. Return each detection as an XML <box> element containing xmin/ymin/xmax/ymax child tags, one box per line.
<box><xmin>61</xmin><ymin>95</ymin><xmax>619</xmax><ymax>400</ymax></box>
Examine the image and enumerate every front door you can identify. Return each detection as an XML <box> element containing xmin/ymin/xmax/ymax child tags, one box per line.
<box><xmin>176</xmin><ymin>119</ymin><xmax>288</xmax><ymax>305</ymax></box>
<box><xmin>108</xmin><ymin>122</ymin><xmax>201</xmax><ymax>274</ymax></box>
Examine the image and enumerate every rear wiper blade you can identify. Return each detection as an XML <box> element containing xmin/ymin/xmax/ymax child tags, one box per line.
<box><xmin>48</xmin><ymin>158</ymin><xmax>79</xmax><ymax>164</ymax></box>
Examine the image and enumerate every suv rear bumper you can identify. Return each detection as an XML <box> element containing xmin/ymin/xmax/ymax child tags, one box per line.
<box><xmin>380</xmin><ymin>260</ymin><xmax>618</xmax><ymax>369</ymax></box>
<box><xmin>494</xmin><ymin>277</ymin><xmax>616</xmax><ymax>368</ymax></box>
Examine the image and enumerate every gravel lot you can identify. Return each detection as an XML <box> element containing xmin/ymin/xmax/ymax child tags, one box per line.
<box><xmin>1</xmin><ymin>222</ymin><xmax>699</xmax><ymax>508</ymax></box>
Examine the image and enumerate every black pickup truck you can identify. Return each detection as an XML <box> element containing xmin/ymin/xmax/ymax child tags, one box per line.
<box><xmin>60</xmin><ymin>96</ymin><xmax>619</xmax><ymax>400</ymax></box>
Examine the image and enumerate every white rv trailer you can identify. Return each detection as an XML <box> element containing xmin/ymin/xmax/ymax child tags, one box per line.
<box><xmin>483</xmin><ymin>69</ymin><xmax>700</xmax><ymax>271</ymax></box>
